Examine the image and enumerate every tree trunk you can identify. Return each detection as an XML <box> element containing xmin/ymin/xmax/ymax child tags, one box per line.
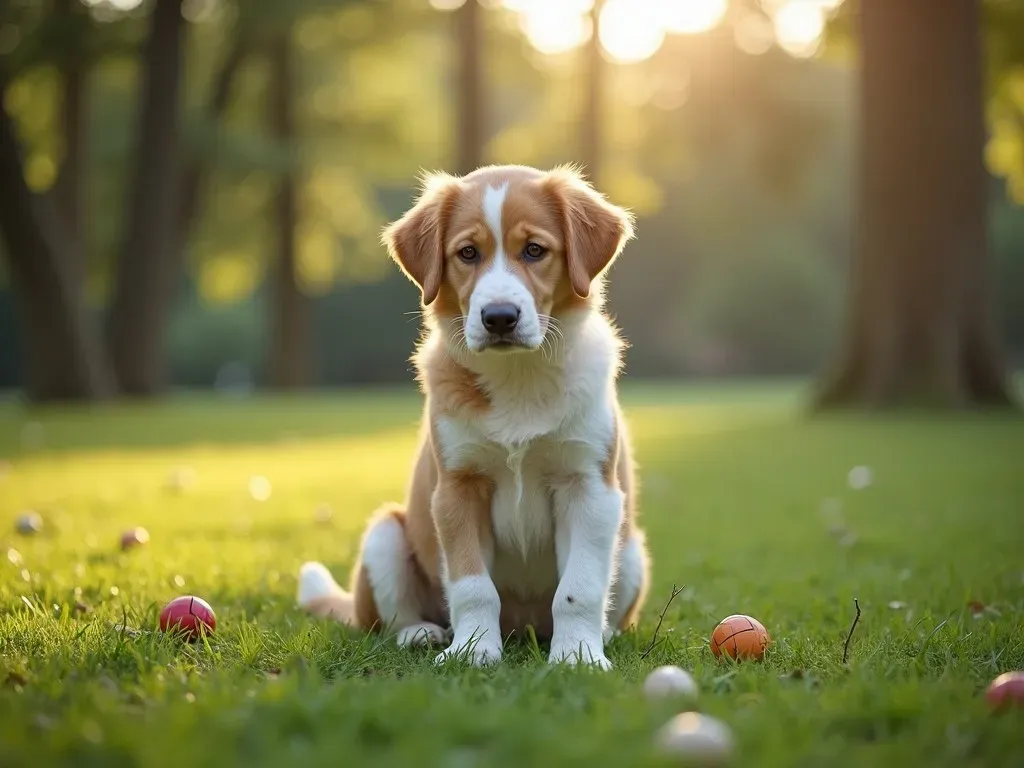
<box><xmin>266</xmin><ymin>27</ymin><xmax>311</xmax><ymax>390</ymax></box>
<box><xmin>104</xmin><ymin>0</ymin><xmax>185</xmax><ymax>396</ymax></box>
<box><xmin>51</xmin><ymin>0</ymin><xmax>89</xmax><ymax>288</ymax></box>
<box><xmin>174</xmin><ymin>37</ymin><xmax>247</xmax><ymax>257</ymax></box>
<box><xmin>814</xmin><ymin>0</ymin><xmax>1015</xmax><ymax>410</ymax></box>
<box><xmin>580</xmin><ymin>0</ymin><xmax>605</xmax><ymax>185</ymax></box>
<box><xmin>0</xmin><ymin>87</ymin><xmax>113</xmax><ymax>402</ymax></box>
<box><xmin>454</xmin><ymin>0</ymin><xmax>483</xmax><ymax>175</ymax></box>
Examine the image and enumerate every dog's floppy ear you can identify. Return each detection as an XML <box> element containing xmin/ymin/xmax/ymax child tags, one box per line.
<box><xmin>543</xmin><ymin>166</ymin><xmax>635</xmax><ymax>299</ymax></box>
<box><xmin>382</xmin><ymin>172</ymin><xmax>461</xmax><ymax>306</ymax></box>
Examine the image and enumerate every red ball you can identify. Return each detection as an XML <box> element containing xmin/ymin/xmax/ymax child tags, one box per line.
<box><xmin>986</xmin><ymin>671</ymin><xmax>1024</xmax><ymax>711</ymax></box>
<box><xmin>158</xmin><ymin>596</ymin><xmax>216</xmax><ymax>640</ymax></box>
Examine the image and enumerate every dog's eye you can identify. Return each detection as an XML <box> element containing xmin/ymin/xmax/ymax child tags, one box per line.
<box><xmin>458</xmin><ymin>245</ymin><xmax>479</xmax><ymax>263</ymax></box>
<box><xmin>523</xmin><ymin>242</ymin><xmax>547</xmax><ymax>261</ymax></box>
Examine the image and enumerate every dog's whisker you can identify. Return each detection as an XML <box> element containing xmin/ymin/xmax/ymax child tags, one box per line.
<box><xmin>537</xmin><ymin>315</ymin><xmax>565</xmax><ymax>360</ymax></box>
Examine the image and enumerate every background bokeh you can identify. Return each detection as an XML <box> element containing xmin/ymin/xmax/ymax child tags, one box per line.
<box><xmin>1</xmin><ymin>0</ymin><xmax>1022</xmax><ymax>394</ymax></box>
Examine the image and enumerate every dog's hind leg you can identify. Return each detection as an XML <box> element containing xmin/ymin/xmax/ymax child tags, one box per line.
<box><xmin>298</xmin><ymin>504</ymin><xmax>447</xmax><ymax>647</ymax></box>
<box><xmin>604</xmin><ymin>528</ymin><xmax>650</xmax><ymax>641</ymax></box>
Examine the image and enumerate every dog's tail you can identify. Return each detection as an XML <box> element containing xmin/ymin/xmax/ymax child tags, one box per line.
<box><xmin>297</xmin><ymin>561</ymin><xmax>355</xmax><ymax>625</ymax></box>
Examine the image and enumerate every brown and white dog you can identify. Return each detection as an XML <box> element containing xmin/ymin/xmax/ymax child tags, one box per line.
<box><xmin>297</xmin><ymin>164</ymin><xmax>649</xmax><ymax>668</ymax></box>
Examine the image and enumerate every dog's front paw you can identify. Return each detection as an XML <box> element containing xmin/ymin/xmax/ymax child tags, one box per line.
<box><xmin>548</xmin><ymin>637</ymin><xmax>612</xmax><ymax>670</ymax></box>
<box><xmin>433</xmin><ymin>635</ymin><xmax>502</xmax><ymax>667</ymax></box>
<box><xmin>396</xmin><ymin>622</ymin><xmax>448</xmax><ymax>648</ymax></box>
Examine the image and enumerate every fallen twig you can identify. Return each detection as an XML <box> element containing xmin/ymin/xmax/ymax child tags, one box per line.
<box><xmin>640</xmin><ymin>583</ymin><xmax>686</xmax><ymax>659</ymax></box>
<box><xmin>842</xmin><ymin>597</ymin><xmax>861</xmax><ymax>664</ymax></box>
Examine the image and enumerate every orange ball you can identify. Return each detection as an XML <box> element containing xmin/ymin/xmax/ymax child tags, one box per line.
<box><xmin>710</xmin><ymin>614</ymin><xmax>771</xmax><ymax>661</ymax></box>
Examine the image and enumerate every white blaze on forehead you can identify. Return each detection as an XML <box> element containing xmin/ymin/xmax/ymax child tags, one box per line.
<box><xmin>463</xmin><ymin>179</ymin><xmax>543</xmax><ymax>350</ymax></box>
<box><xmin>482</xmin><ymin>183</ymin><xmax>510</xmax><ymax>267</ymax></box>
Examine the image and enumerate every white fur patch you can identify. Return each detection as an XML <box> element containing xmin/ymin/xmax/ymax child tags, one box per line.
<box><xmin>464</xmin><ymin>183</ymin><xmax>545</xmax><ymax>351</ymax></box>
<box><xmin>396</xmin><ymin>622</ymin><xmax>447</xmax><ymax>647</ymax></box>
<box><xmin>482</xmin><ymin>182</ymin><xmax>508</xmax><ymax>251</ymax></box>
<box><xmin>436</xmin><ymin>573</ymin><xmax>503</xmax><ymax>666</ymax></box>
<box><xmin>433</xmin><ymin>340</ymin><xmax>616</xmax><ymax>565</ymax></box>
<box><xmin>360</xmin><ymin>514</ymin><xmax>424</xmax><ymax>634</ymax></box>
<box><xmin>605</xmin><ymin>530</ymin><xmax>647</xmax><ymax>640</ymax></box>
<box><xmin>297</xmin><ymin>561</ymin><xmax>343</xmax><ymax>606</ymax></box>
<box><xmin>548</xmin><ymin>473</ymin><xmax>623</xmax><ymax>669</ymax></box>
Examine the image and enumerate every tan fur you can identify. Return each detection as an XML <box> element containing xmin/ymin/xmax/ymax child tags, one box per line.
<box><xmin>541</xmin><ymin>167</ymin><xmax>635</xmax><ymax>299</ymax></box>
<box><xmin>601</xmin><ymin>410</ymin><xmax>620</xmax><ymax>487</ymax></box>
<box><xmin>417</xmin><ymin>350</ymin><xmax>490</xmax><ymax>418</ymax></box>
<box><xmin>352</xmin><ymin>562</ymin><xmax>382</xmax><ymax>630</ymax></box>
<box><xmin>302</xmin><ymin>594</ymin><xmax>356</xmax><ymax>623</ymax></box>
<box><xmin>381</xmin><ymin>172</ymin><xmax>462</xmax><ymax>306</ymax></box>
<box><xmin>308</xmin><ymin>165</ymin><xmax>647</xmax><ymax>641</ymax></box>
<box><xmin>429</xmin><ymin>467</ymin><xmax>495</xmax><ymax>582</ymax></box>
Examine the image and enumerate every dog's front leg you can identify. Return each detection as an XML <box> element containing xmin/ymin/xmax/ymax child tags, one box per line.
<box><xmin>549</xmin><ymin>471</ymin><xmax>624</xmax><ymax>670</ymax></box>
<box><xmin>431</xmin><ymin>472</ymin><xmax>503</xmax><ymax>666</ymax></box>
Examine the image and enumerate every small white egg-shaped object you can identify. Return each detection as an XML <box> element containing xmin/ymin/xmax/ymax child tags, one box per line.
<box><xmin>643</xmin><ymin>665</ymin><xmax>699</xmax><ymax>701</ymax></box>
<box><xmin>656</xmin><ymin>712</ymin><xmax>734</xmax><ymax>765</ymax></box>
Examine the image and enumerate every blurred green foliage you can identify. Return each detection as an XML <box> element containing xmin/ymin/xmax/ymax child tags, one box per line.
<box><xmin>0</xmin><ymin>0</ymin><xmax>1022</xmax><ymax>387</ymax></box>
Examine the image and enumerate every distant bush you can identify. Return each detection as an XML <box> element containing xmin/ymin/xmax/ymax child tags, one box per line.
<box><xmin>675</xmin><ymin>235</ymin><xmax>842</xmax><ymax>376</ymax></box>
<box><xmin>991</xmin><ymin>197</ymin><xmax>1024</xmax><ymax>366</ymax></box>
<box><xmin>166</xmin><ymin>292</ymin><xmax>266</xmax><ymax>388</ymax></box>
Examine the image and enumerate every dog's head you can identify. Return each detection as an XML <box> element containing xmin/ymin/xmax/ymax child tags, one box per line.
<box><xmin>382</xmin><ymin>164</ymin><xmax>634</xmax><ymax>354</ymax></box>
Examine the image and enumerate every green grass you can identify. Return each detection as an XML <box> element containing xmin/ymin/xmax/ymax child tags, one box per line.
<box><xmin>1</xmin><ymin>382</ymin><xmax>1023</xmax><ymax>767</ymax></box>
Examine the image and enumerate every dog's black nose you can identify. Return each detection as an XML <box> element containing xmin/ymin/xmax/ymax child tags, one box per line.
<box><xmin>481</xmin><ymin>303</ymin><xmax>520</xmax><ymax>335</ymax></box>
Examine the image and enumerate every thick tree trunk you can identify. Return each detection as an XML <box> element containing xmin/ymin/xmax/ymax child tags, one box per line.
<box><xmin>580</xmin><ymin>0</ymin><xmax>605</xmax><ymax>185</ymax></box>
<box><xmin>0</xmin><ymin>90</ymin><xmax>113</xmax><ymax>402</ymax></box>
<box><xmin>51</xmin><ymin>0</ymin><xmax>88</xmax><ymax>287</ymax></box>
<box><xmin>454</xmin><ymin>0</ymin><xmax>483</xmax><ymax>175</ymax></box>
<box><xmin>814</xmin><ymin>0</ymin><xmax>1015</xmax><ymax>409</ymax></box>
<box><xmin>104</xmin><ymin>0</ymin><xmax>185</xmax><ymax>396</ymax></box>
<box><xmin>266</xmin><ymin>28</ymin><xmax>311</xmax><ymax>390</ymax></box>
<box><xmin>174</xmin><ymin>37</ymin><xmax>246</xmax><ymax>256</ymax></box>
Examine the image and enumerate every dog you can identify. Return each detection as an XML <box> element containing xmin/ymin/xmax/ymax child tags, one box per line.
<box><xmin>297</xmin><ymin>164</ymin><xmax>650</xmax><ymax>669</ymax></box>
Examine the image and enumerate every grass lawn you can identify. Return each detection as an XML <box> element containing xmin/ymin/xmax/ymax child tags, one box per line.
<box><xmin>1</xmin><ymin>381</ymin><xmax>1023</xmax><ymax>767</ymax></box>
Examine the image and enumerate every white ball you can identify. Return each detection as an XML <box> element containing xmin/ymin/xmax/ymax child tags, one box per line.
<box><xmin>656</xmin><ymin>712</ymin><xmax>734</xmax><ymax>765</ymax></box>
<box><xmin>643</xmin><ymin>665</ymin><xmax>699</xmax><ymax>701</ymax></box>
<box><xmin>248</xmin><ymin>475</ymin><xmax>272</xmax><ymax>501</ymax></box>
<box><xmin>847</xmin><ymin>465</ymin><xmax>873</xmax><ymax>490</ymax></box>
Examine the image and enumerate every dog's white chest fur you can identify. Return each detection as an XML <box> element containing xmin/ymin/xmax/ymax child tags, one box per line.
<box><xmin>456</xmin><ymin>431</ymin><xmax>594</xmax><ymax>597</ymax></box>
<box><xmin>433</xmin><ymin>315</ymin><xmax>620</xmax><ymax>597</ymax></box>
<box><xmin>472</xmin><ymin>436</ymin><xmax>558</xmax><ymax>596</ymax></box>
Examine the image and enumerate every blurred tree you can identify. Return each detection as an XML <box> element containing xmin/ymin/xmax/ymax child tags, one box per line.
<box><xmin>105</xmin><ymin>0</ymin><xmax>186</xmax><ymax>396</ymax></box>
<box><xmin>174</xmin><ymin>33</ymin><xmax>248</xmax><ymax>267</ymax></box>
<box><xmin>0</xmin><ymin>74</ymin><xmax>113</xmax><ymax>401</ymax></box>
<box><xmin>580</xmin><ymin>0</ymin><xmax>605</xmax><ymax>185</ymax></box>
<box><xmin>51</xmin><ymin>0</ymin><xmax>91</xmax><ymax>286</ymax></box>
<box><xmin>266</xmin><ymin>24</ymin><xmax>310</xmax><ymax>389</ymax></box>
<box><xmin>3</xmin><ymin>0</ymin><xmax>1022</xmax><ymax>395</ymax></box>
<box><xmin>816</xmin><ymin>0</ymin><xmax>1015</xmax><ymax>409</ymax></box>
<box><xmin>0</xmin><ymin>0</ymin><xmax>139</xmax><ymax>400</ymax></box>
<box><xmin>454</xmin><ymin>0</ymin><xmax>483</xmax><ymax>174</ymax></box>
